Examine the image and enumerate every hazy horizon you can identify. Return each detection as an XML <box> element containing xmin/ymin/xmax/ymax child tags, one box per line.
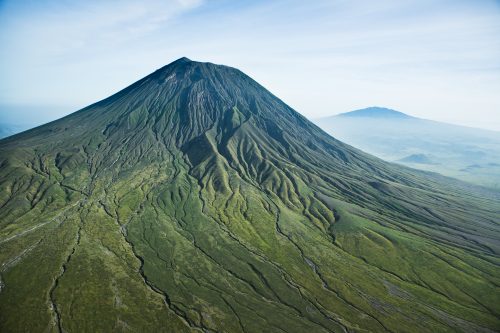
<box><xmin>1</xmin><ymin>0</ymin><xmax>500</xmax><ymax>130</ymax></box>
<box><xmin>1</xmin><ymin>101</ymin><xmax>500</xmax><ymax>134</ymax></box>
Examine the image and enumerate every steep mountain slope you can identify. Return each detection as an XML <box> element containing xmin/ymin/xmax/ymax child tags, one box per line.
<box><xmin>315</xmin><ymin>108</ymin><xmax>500</xmax><ymax>189</ymax></box>
<box><xmin>0</xmin><ymin>58</ymin><xmax>499</xmax><ymax>333</ymax></box>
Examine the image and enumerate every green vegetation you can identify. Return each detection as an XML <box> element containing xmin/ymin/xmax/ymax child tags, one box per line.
<box><xmin>0</xmin><ymin>58</ymin><xmax>499</xmax><ymax>332</ymax></box>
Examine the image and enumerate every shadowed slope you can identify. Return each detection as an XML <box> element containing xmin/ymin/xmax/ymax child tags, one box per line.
<box><xmin>0</xmin><ymin>58</ymin><xmax>499</xmax><ymax>332</ymax></box>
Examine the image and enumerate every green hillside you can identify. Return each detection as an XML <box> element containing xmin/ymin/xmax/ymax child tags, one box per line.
<box><xmin>0</xmin><ymin>58</ymin><xmax>499</xmax><ymax>332</ymax></box>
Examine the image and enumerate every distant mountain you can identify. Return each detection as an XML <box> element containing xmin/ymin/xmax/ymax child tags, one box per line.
<box><xmin>337</xmin><ymin>106</ymin><xmax>412</xmax><ymax>119</ymax></box>
<box><xmin>315</xmin><ymin>107</ymin><xmax>500</xmax><ymax>189</ymax></box>
<box><xmin>1</xmin><ymin>60</ymin><xmax>499</xmax><ymax>332</ymax></box>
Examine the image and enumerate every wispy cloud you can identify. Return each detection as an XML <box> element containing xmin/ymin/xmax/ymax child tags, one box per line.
<box><xmin>1</xmin><ymin>0</ymin><xmax>203</xmax><ymax>57</ymax></box>
<box><xmin>0</xmin><ymin>0</ymin><xmax>204</xmax><ymax>107</ymax></box>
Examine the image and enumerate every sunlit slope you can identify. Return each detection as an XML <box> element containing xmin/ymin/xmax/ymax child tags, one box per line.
<box><xmin>1</xmin><ymin>58</ymin><xmax>499</xmax><ymax>332</ymax></box>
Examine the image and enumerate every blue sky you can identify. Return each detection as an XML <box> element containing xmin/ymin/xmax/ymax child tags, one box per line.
<box><xmin>1</xmin><ymin>0</ymin><xmax>499</xmax><ymax>130</ymax></box>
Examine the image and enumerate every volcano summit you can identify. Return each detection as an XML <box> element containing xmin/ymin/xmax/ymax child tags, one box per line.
<box><xmin>0</xmin><ymin>58</ymin><xmax>498</xmax><ymax>332</ymax></box>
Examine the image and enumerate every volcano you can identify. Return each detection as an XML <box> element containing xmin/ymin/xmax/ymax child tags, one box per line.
<box><xmin>0</xmin><ymin>58</ymin><xmax>499</xmax><ymax>332</ymax></box>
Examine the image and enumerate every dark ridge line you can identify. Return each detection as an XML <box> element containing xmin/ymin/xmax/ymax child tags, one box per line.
<box><xmin>118</xmin><ymin>223</ymin><xmax>209</xmax><ymax>333</ymax></box>
<box><xmin>220</xmin><ymin>296</ymin><xmax>248</xmax><ymax>333</ymax></box>
<box><xmin>108</xmin><ymin>179</ymin><xmax>208</xmax><ymax>333</ymax></box>
<box><xmin>263</xmin><ymin>191</ymin><xmax>348</xmax><ymax>333</ymax></box>
<box><xmin>94</xmin><ymin>155</ymin><xmax>206</xmax><ymax>332</ymax></box>
<box><xmin>49</xmin><ymin>222</ymin><xmax>82</xmax><ymax>333</ymax></box>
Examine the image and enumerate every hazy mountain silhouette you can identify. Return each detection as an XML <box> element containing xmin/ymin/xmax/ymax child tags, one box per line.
<box><xmin>337</xmin><ymin>107</ymin><xmax>412</xmax><ymax>119</ymax></box>
<box><xmin>316</xmin><ymin>108</ymin><xmax>500</xmax><ymax>189</ymax></box>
